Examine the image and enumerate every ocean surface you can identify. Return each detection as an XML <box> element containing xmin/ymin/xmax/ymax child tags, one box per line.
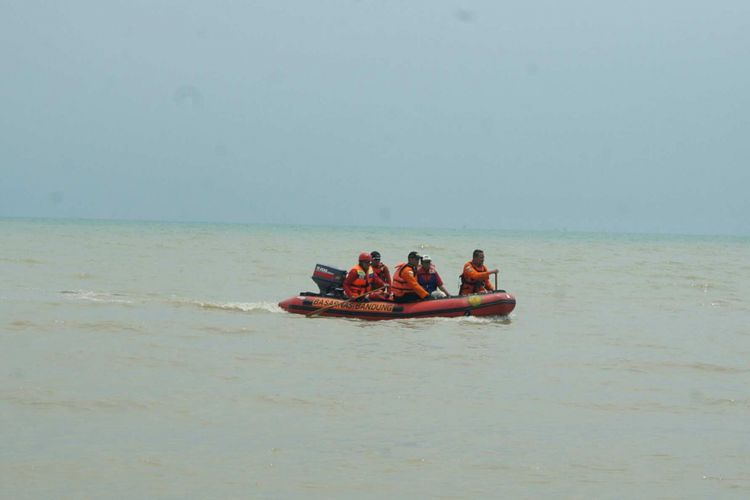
<box><xmin>1</xmin><ymin>218</ymin><xmax>749</xmax><ymax>499</ymax></box>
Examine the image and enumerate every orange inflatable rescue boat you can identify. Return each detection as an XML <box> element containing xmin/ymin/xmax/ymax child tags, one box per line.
<box><xmin>278</xmin><ymin>264</ymin><xmax>516</xmax><ymax>320</ymax></box>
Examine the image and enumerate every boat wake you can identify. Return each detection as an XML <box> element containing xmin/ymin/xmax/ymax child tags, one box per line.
<box><xmin>455</xmin><ymin>315</ymin><xmax>513</xmax><ymax>324</ymax></box>
<box><xmin>401</xmin><ymin>314</ymin><xmax>514</xmax><ymax>326</ymax></box>
<box><xmin>193</xmin><ymin>301</ymin><xmax>284</xmax><ymax>314</ymax></box>
<box><xmin>60</xmin><ymin>290</ymin><xmax>134</xmax><ymax>304</ymax></box>
<box><xmin>60</xmin><ymin>290</ymin><xmax>283</xmax><ymax>314</ymax></box>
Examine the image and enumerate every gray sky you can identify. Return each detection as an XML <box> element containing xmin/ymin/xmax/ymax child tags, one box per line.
<box><xmin>2</xmin><ymin>1</ymin><xmax>748</xmax><ymax>235</ymax></box>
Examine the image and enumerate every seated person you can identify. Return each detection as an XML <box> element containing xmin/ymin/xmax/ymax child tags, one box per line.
<box><xmin>369</xmin><ymin>251</ymin><xmax>391</xmax><ymax>288</ymax></box>
<box><xmin>343</xmin><ymin>252</ymin><xmax>373</xmax><ymax>299</ymax></box>
<box><xmin>416</xmin><ymin>255</ymin><xmax>451</xmax><ymax>298</ymax></box>
<box><xmin>391</xmin><ymin>251</ymin><xmax>430</xmax><ymax>303</ymax></box>
<box><xmin>459</xmin><ymin>249</ymin><xmax>499</xmax><ymax>295</ymax></box>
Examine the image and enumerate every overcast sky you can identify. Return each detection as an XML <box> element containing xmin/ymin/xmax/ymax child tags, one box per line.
<box><xmin>2</xmin><ymin>1</ymin><xmax>748</xmax><ymax>235</ymax></box>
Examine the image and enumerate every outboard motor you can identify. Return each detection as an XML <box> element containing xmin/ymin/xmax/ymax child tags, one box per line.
<box><xmin>311</xmin><ymin>264</ymin><xmax>347</xmax><ymax>296</ymax></box>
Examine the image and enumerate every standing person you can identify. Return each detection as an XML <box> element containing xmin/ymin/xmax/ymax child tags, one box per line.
<box><xmin>459</xmin><ymin>249</ymin><xmax>499</xmax><ymax>296</ymax></box>
<box><xmin>416</xmin><ymin>255</ymin><xmax>451</xmax><ymax>298</ymax></box>
<box><xmin>391</xmin><ymin>251</ymin><xmax>430</xmax><ymax>303</ymax></box>
<box><xmin>368</xmin><ymin>251</ymin><xmax>391</xmax><ymax>289</ymax></box>
<box><xmin>343</xmin><ymin>252</ymin><xmax>373</xmax><ymax>299</ymax></box>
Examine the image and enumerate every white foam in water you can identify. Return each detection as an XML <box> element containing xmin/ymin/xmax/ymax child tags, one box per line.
<box><xmin>60</xmin><ymin>290</ymin><xmax>133</xmax><ymax>304</ymax></box>
<box><xmin>404</xmin><ymin>314</ymin><xmax>514</xmax><ymax>325</ymax></box>
<box><xmin>195</xmin><ymin>301</ymin><xmax>284</xmax><ymax>313</ymax></box>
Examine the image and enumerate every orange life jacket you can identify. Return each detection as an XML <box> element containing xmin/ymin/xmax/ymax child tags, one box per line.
<box><xmin>392</xmin><ymin>263</ymin><xmax>428</xmax><ymax>299</ymax></box>
<box><xmin>347</xmin><ymin>264</ymin><xmax>370</xmax><ymax>297</ymax></box>
<box><xmin>459</xmin><ymin>261</ymin><xmax>492</xmax><ymax>295</ymax></box>
<box><xmin>370</xmin><ymin>262</ymin><xmax>391</xmax><ymax>285</ymax></box>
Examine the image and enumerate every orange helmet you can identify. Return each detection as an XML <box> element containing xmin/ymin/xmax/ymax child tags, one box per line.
<box><xmin>358</xmin><ymin>252</ymin><xmax>371</xmax><ymax>262</ymax></box>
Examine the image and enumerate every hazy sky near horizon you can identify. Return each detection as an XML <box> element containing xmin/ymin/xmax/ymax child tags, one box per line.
<box><xmin>2</xmin><ymin>1</ymin><xmax>749</xmax><ymax>235</ymax></box>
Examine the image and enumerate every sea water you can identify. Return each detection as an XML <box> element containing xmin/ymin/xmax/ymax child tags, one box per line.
<box><xmin>1</xmin><ymin>218</ymin><xmax>749</xmax><ymax>498</ymax></box>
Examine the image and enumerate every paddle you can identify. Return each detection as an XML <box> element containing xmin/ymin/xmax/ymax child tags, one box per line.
<box><xmin>306</xmin><ymin>285</ymin><xmax>388</xmax><ymax>318</ymax></box>
<box><xmin>494</xmin><ymin>271</ymin><xmax>498</xmax><ymax>291</ymax></box>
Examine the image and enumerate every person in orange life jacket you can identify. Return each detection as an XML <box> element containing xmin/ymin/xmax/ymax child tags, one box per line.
<box><xmin>459</xmin><ymin>249</ymin><xmax>499</xmax><ymax>296</ymax></box>
<box><xmin>369</xmin><ymin>251</ymin><xmax>391</xmax><ymax>288</ymax></box>
<box><xmin>366</xmin><ymin>250</ymin><xmax>391</xmax><ymax>301</ymax></box>
<box><xmin>391</xmin><ymin>251</ymin><xmax>430</xmax><ymax>303</ymax></box>
<box><xmin>343</xmin><ymin>252</ymin><xmax>373</xmax><ymax>299</ymax></box>
<box><xmin>416</xmin><ymin>255</ymin><xmax>451</xmax><ymax>298</ymax></box>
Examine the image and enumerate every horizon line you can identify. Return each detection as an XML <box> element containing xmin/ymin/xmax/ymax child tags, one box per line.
<box><xmin>2</xmin><ymin>214</ymin><xmax>748</xmax><ymax>240</ymax></box>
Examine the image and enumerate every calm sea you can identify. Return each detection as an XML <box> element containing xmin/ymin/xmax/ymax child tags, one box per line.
<box><xmin>2</xmin><ymin>218</ymin><xmax>749</xmax><ymax>499</ymax></box>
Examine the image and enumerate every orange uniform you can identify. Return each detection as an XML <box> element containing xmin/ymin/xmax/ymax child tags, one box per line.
<box><xmin>391</xmin><ymin>263</ymin><xmax>429</xmax><ymax>300</ymax></box>
<box><xmin>343</xmin><ymin>264</ymin><xmax>370</xmax><ymax>298</ymax></box>
<box><xmin>459</xmin><ymin>261</ymin><xmax>495</xmax><ymax>295</ymax></box>
<box><xmin>370</xmin><ymin>262</ymin><xmax>391</xmax><ymax>287</ymax></box>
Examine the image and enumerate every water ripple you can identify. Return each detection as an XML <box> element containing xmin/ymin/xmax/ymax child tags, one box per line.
<box><xmin>2</xmin><ymin>391</ymin><xmax>152</xmax><ymax>412</ymax></box>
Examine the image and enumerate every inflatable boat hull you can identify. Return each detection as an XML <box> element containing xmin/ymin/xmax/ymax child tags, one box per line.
<box><xmin>278</xmin><ymin>291</ymin><xmax>516</xmax><ymax>320</ymax></box>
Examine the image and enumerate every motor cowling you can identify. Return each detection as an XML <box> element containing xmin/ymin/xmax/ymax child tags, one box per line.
<box><xmin>311</xmin><ymin>264</ymin><xmax>347</xmax><ymax>296</ymax></box>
